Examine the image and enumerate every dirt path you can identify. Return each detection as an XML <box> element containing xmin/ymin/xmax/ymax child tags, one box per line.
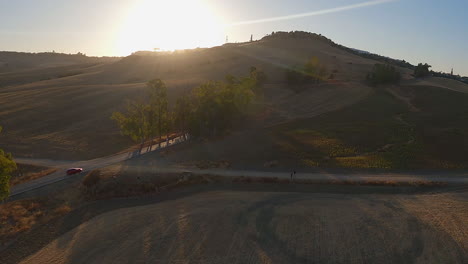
<box><xmin>10</xmin><ymin>136</ymin><xmax>188</xmax><ymax>197</ymax></box>
<box><xmin>14</xmin><ymin>188</ymin><xmax>467</xmax><ymax>264</ymax></box>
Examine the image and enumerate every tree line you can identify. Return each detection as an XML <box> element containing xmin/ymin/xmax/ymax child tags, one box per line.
<box><xmin>365</xmin><ymin>62</ymin><xmax>434</xmax><ymax>86</ymax></box>
<box><xmin>112</xmin><ymin>67</ymin><xmax>266</xmax><ymax>145</ymax></box>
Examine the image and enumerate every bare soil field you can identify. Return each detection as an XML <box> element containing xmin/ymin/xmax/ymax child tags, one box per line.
<box><xmin>10</xmin><ymin>185</ymin><xmax>467</xmax><ymax>264</ymax></box>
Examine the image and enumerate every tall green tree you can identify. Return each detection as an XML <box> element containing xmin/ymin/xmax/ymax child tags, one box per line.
<box><xmin>147</xmin><ymin>79</ymin><xmax>169</xmax><ymax>147</ymax></box>
<box><xmin>189</xmin><ymin>76</ymin><xmax>255</xmax><ymax>137</ymax></box>
<box><xmin>174</xmin><ymin>95</ymin><xmax>192</xmax><ymax>139</ymax></box>
<box><xmin>285</xmin><ymin>57</ymin><xmax>327</xmax><ymax>91</ymax></box>
<box><xmin>111</xmin><ymin>100</ymin><xmax>149</xmax><ymax>147</ymax></box>
<box><xmin>304</xmin><ymin>56</ymin><xmax>327</xmax><ymax>83</ymax></box>
<box><xmin>249</xmin><ymin>66</ymin><xmax>267</xmax><ymax>95</ymax></box>
<box><xmin>112</xmin><ymin>79</ymin><xmax>170</xmax><ymax>148</ymax></box>
<box><xmin>0</xmin><ymin>126</ymin><xmax>17</xmax><ymax>201</ymax></box>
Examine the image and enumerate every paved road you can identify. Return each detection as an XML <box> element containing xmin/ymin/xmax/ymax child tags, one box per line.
<box><xmin>11</xmin><ymin>136</ymin><xmax>188</xmax><ymax>197</ymax></box>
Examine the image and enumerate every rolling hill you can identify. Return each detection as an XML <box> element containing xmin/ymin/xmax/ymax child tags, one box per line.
<box><xmin>1</xmin><ymin>31</ymin><xmax>468</xmax><ymax>164</ymax></box>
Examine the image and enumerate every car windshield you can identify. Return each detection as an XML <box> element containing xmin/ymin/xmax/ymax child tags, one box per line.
<box><xmin>1</xmin><ymin>1</ymin><xmax>467</xmax><ymax>263</ymax></box>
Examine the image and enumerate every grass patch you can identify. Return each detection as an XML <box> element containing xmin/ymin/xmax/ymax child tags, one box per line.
<box><xmin>10</xmin><ymin>164</ymin><xmax>57</xmax><ymax>186</ymax></box>
<box><xmin>0</xmin><ymin>198</ymin><xmax>71</xmax><ymax>248</ymax></box>
<box><xmin>271</xmin><ymin>86</ymin><xmax>468</xmax><ymax>169</ymax></box>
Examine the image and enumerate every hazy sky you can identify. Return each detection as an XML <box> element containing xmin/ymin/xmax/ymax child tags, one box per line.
<box><xmin>0</xmin><ymin>0</ymin><xmax>467</xmax><ymax>75</ymax></box>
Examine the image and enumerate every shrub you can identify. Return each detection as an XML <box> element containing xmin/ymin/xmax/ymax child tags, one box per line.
<box><xmin>285</xmin><ymin>57</ymin><xmax>327</xmax><ymax>92</ymax></box>
<box><xmin>414</xmin><ymin>63</ymin><xmax>431</xmax><ymax>78</ymax></box>
<box><xmin>82</xmin><ymin>170</ymin><xmax>101</xmax><ymax>188</ymax></box>
<box><xmin>366</xmin><ymin>64</ymin><xmax>401</xmax><ymax>86</ymax></box>
<box><xmin>0</xmin><ymin>141</ymin><xmax>16</xmax><ymax>201</ymax></box>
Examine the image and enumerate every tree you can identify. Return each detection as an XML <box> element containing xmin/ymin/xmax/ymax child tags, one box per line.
<box><xmin>414</xmin><ymin>63</ymin><xmax>431</xmax><ymax>78</ymax></box>
<box><xmin>111</xmin><ymin>99</ymin><xmax>149</xmax><ymax>147</ymax></box>
<box><xmin>285</xmin><ymin>57</ymin><xmax>327</xmax><ymax>92</ymax></box>
<box><xmin>189</xmin><ymin>74</ymin><xmax>255</xmax><ymax>137</ymax></box>
<box><xmin>0</xmin><ymin>126</ymin><xmax>17</xmax><ymax>201</ymax></box>
<box><xmin>249</xmin><ymin>66</ymin><xmax>267</xmax><ymax>95</ymax></box>
<box><xmin>304</xmin><ymin>56</ymin><xmax>327</xmax><ymax>83</ymax></box>
<box><xmin>147</xmin><ymin>79</ymin><xmax>169</xmax><ymax>147</ymax></box>
<box><xmin>366</xmin><ymin>64</ymin><xmax>401</xmax><ymax>86</ymax></box>
<box><xmin>174</xmin><ymin>95</ymin><xmax>192</xmax><ymax>140</ymax></box>
<box><xmin>112</xmin><ymin>79</ymin><xmax>170</xmax><ymax>149</ymax></box>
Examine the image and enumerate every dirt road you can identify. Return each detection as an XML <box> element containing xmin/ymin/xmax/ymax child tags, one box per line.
<box><xmin>11</xmin><ymin>136</ymin><xmax>188</xmax><ymax>197</ymax></box>
<box><xmin>17</xmin><ymin>189</ymin><xmax>467</xmax><ymax>264</ymax></box>
<box><xmin>11</xmin><ymin>134</ymin><xmax>468</xmax><ymax>199</ymax></box>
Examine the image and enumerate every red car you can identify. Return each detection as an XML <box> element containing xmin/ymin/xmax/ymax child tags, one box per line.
<box><xmin>66</xmin><ymin>168</ymin><xmax>83</xmax><ymax>175</ymax></box>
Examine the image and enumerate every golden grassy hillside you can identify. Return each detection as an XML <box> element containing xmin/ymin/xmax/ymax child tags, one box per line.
<box><xmin>0</xmin><ymin>34</ymin><xmax>384</xmax><ymax>160</ymax></box>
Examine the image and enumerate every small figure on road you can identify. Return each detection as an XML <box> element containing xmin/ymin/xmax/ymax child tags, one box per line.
<box><xmin>293</xmin><ymin>169</ymin><xmax>296</xmax><ymax>175</ymax></box>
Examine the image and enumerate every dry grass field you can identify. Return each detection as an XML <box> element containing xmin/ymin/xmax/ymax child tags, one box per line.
<box><xmin>0</xmin><ymin>35</ymin><xmax>381</xmax><ymax>160</ymax></box>
<box><xmin>12</xmin><ymin>187</ymin><xmax>467</xmax><ymax>264</ymax></box>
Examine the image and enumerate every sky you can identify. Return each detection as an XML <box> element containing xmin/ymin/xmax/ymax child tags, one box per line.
<box><xmin>0</xmin><ymin>0</ymin><xmax>467</xmax><ymax>75</ymax></box>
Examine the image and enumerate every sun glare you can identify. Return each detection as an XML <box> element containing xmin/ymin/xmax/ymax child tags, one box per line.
<box><xmin>116</xmin><ymin>0</ymin><xmax>225</xmax><ymax>55</ymax></box>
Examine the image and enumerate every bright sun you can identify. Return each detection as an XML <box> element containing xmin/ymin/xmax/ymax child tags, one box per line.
<box><xmin>116</xmin><ymin>0</ymin><xmax>225</xmax><ymax>55</ymax></box>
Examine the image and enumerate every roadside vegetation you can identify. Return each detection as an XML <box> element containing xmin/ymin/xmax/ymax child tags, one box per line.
<box><xmin>0</xmin><ymin>126</ymin><xmax>16</xmax><ymax>202</ymax></box>
<box><xmin>79</xmin><ymin>165</ymin><xmax>450</xmax><ymax>201</ymax></box>
<box><xmin>10</xmin><ymin>164</ymin><xmax>57</xmax><ymax>187</ymax></box>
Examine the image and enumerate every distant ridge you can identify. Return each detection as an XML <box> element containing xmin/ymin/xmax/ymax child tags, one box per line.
<box><xmin>0</xmin><ymin>51</ymin><xmax>119</xmax><ymax>73</ymax></box>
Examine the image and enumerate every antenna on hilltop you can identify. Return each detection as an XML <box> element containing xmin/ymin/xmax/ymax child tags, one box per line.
<box><xmin>250</xmin><ymin>34</ymin><xmax>253</xmax><ymax>42</ymax></box>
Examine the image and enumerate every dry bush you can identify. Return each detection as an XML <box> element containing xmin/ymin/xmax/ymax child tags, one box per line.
<box><xmin>10</xmin><ymin>168</ymin><xmax>57</xmax><ymax>186</ymax></box>
<box><xmin>82</xmin><ymin>170</ymin><xmax>101</xmax><ymax>188</ymax></box>
<box><xmin>0</xmin><ymin>198</ymin><xmax>72</xmax><ymax>247</ymax></box>
<box><xmin>81</xmin><ymin>168</ymin><xmax>228</xmax><ymax>200</ymax></box>
<box><xmin>54</xmin><ymin>205</ymin><xmax>72</xmax><ymax>215</ymax></box>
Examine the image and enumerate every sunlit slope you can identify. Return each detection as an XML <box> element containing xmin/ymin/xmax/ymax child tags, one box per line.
<box><xmin>0</xmin><ymin>52</ymin><xmax>118</xmax><ymax>73</ymax></box>
<box><xmin>0</xmin><ymin>35</ymin><xmax>401</xmax><ymax>159</ymax></box>
<box><xmin>89</xmin><ymin>36</ymin><xmax>395</xmax><ymax>85</ymax></box>
<box><xmin>0</xmin><ymin>63</ymin><xmax>111</xmax><ymax>88</ymax></box>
